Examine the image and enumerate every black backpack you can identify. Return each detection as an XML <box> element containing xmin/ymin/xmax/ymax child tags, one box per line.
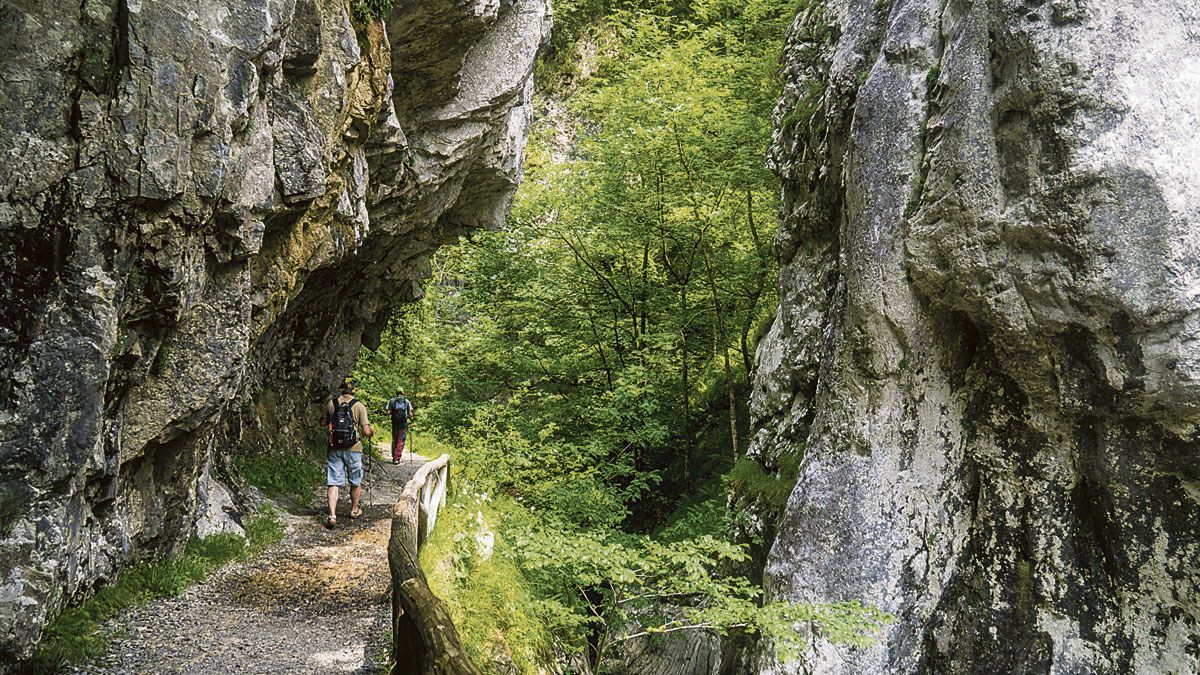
<box><xmin>329</xmin><ymin>398</ymin><xmax>358</xmax><ymax>449</ymax></box>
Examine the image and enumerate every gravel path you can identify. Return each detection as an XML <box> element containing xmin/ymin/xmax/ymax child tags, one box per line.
<box><xmin>79</xmin><ymin>454</ymin><xmax>426</xmax><ymax>675</ymax></box>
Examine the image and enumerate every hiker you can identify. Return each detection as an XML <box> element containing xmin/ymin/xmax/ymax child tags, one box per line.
<box><xmin>320</xmin><ymin>376</ymin><xmax>373</xmax><ymax>529</ymax></box>
<box><xmin>386</xmin><ymin>388</ymin><xmax>414</xmax><ymax>464</ymax></box>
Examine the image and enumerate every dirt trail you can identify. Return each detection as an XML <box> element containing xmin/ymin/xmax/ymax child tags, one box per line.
<box><xmin>78</xmin><ymin>454</ymin><xmax>425</xmax><ymax>675</ymax></box>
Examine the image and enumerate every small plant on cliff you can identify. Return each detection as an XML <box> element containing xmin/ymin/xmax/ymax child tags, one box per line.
<box><xmin>725</xmin><ymin>453</ymin><xmax>803</xmax><ymax>522</ymax></box>
<box><xmin>352</xmin><ymin>0</ymin><xmax>394</xmax><ymax>22</ymax></box>
<box><xmin>234</xmin><ymin>443</ymin><xmax>324</xmax><ymax>501</ymax></box>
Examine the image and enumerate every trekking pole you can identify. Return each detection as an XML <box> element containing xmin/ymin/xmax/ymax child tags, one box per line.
<box><xmin>363</xmin><ymin>437</ymin><xmax>371</xmax><ymax>511</ymax></box>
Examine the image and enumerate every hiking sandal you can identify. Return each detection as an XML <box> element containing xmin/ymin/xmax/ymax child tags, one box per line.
<box><xmin>349</xmin><ymin>507</ymin><xmax>363</xmax><ymax>520</ymax></box>
<box><xmin>325</xmin><ymin>515</ymin><xmax>336</xmax><ymax>529</ymax></box>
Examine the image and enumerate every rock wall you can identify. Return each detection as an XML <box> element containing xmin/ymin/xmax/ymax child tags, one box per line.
<box><xmin>750</xmin><ymin>0</ymin><xmax>1199</xmax><ymax>672</ymax></box>
<box><xmin>0</xmin><ymin>0</ymin><xmax>548</xmax><ymax>661</ymax></box>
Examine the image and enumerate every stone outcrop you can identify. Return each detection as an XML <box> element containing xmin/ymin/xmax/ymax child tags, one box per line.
<box><xmin>749</xmin><ymin>0</ymin><xmax>1199</xmax><ymax>672</ymax></box>
<box><xmin>0</xmin><ymin>0</ymin><xmax>548</xmax><ymax>662</ymax></box>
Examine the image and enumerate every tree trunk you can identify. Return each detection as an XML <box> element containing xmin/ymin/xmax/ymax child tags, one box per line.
<box><xmin>700</xmin><ymin>238</ymin><xmax>739</xmax><ymax>459</ymax></box>
<box><xmin>740</xmin><ymin>189</ymin><xmax>768</xmax><ymax>374</ymax></box>
<box><xmin>680</xmin><ymin>287</ymin><xmax>693</xmax><ymax>487</ymax></box>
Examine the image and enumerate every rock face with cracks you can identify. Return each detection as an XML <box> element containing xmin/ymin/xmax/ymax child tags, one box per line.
<box><xmin>0</xmin><ymin>0</ymin><xmax>548</xmax><ymax>662</ymax></box>
<box><xmin>749</xmin><ymin>0</ymin><xmax>1200</xmax><ymax>672</ymax></box>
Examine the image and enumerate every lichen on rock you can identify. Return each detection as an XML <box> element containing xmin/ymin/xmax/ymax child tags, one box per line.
<box><xmin>0</xmin><ymin>0</ymin><xmax>549</xmax><ymax>662</ymax></box>
<box><xmin>750</xmin><ymin>0</ymin><xmax>1200</xmax><ymax>672</ymax></box>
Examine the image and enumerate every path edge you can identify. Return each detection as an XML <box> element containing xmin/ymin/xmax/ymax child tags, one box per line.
<box><xmin>387</xmin><ymin>454</ymin><xmax>480</xmax><ymax>675</ymax></box>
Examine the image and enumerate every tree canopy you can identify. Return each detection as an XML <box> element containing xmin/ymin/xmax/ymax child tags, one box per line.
<box><xmin>355</xmin><ymin>0</ymin><xmax>891</xmax><ymax>668</ymax></box>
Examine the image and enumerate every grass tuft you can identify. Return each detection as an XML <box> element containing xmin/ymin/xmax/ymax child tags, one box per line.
<box><xmin>29</xmin><ymin>509</ymin><xmax>284</xmax><ymax>673</ymax></box>
<box><xmin>234</xmin><ymin>449</ymin><xmax>323</xmax><ymax>500</ymax></box>
<box><xmin>244</xmin><ymin>508</ymin><xmax>287</xmax><ymax>556</ymax></box>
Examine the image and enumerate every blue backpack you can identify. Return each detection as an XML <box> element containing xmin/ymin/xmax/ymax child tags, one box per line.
<box><xmin>388</xmin><ymin>396</ymin><xmax>411</xmax><ymax>424</ymax></box>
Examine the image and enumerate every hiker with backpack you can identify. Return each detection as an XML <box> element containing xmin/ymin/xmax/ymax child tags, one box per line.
<box><xmin>386</xmin><ymin>388</ymin><xmax>414</xmax><ymax>464</ymax></box>
<box><xmin>320</xmin><ymin>376</ymin><xmax>373</xmax><ymax>529</ymax></box>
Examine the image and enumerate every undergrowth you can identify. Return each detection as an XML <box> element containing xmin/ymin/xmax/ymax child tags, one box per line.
<box><xmin>29</xmin><ymin>509</ymin><xmax>284</xmax><ymax>672</ymax></box>
<box><xmin>726</xmin><ymin>452</ymin><xmax>803</xmax><ymax>521</ymax></box>
<box><xmin>420</xmin><ymin>492</ymin><xmax>554</xmax><ymax>673</ymax></box>
<box><xmin>234</xmin><ymin>444</ymin><xmax>324</xmax><ymax>500</ymax></box>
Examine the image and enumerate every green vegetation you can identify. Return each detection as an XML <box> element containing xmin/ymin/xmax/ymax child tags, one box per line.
<box><xmin>925</xmin><ymin>65</ymin><xmax>942</xmax><ymax>90</ymax></box>
<box><xmin>358</xmin><ymin>0</ymin><xmax>892</xmax><ymax>669</ymax></box>
<box><xmin>31</xmin><ymin>510</ymin><xmax>284</xmax><ymax>673</ymax></box>
<box><xmin>357</xmin><ymin>0</ymin><xmax>792</xmax><ymax>510</ymax></box>
<box><xmin>726</xmin><ymin>455</ymin><xmax>802</xmax><ymax>519</ymax></box>
<box><xmin>421</xmin><ymin>494</ymin><xmax>554</xmax><ymax>672</ymax></box>
<box><xmin>351</xmin><ymin>0</ymin><xmax>394</xmax><ymax>22</ymax></box>
<box><xmin>242</xmin><ymin>509</ymin><xmax>287</xmax><ymax>556</ymax></box>
<box><xmin>150</xmin><ymin>343</ymin><xmax>170</xmax><ymax>376</ymax></box>
<box><xmin>514</xmin><ymin>519</ymin><xmax>890</xmax><ymax>665</ymax></box>
<box><xmin>234</xmin><ymin>443</ymin><xmax>324</xmax><ymax>501</ymax></box>
<box><xmin>415</xmin><ymin>426</ymin><xmax>889</xmax><ymax>670</ymax></box>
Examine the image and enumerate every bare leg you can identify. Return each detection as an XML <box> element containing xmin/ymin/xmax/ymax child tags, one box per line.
<box><xmin>327</xmin><ymin>486</ymin><xmax>339</xmax><ymax>518</ymax></box>
<box><xmin>350</xmin><ymin>485</ymin><xmax>362</xmax><ymax>515</ymax></box>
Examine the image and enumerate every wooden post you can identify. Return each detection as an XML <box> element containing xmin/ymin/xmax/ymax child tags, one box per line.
<box><xmin>388</xmin><ymin>454</ymin><xmax>480</xmax><ymax>675</ymax></box>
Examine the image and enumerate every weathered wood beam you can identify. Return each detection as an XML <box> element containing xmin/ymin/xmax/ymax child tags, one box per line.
<box><xmin>389</xmin><ymin>454</ymin><xmax>479</xmax><ymax>675</ymax></box>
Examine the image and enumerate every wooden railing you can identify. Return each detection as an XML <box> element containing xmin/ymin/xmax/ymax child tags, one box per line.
<box><xmin>388</xmin><ymin>454</ymin><xmax>480</xmax><ymax>675</ymax></box>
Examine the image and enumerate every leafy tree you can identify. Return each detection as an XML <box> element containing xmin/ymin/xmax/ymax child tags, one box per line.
<box><xmin>514</xmin><ymin>524</ymin><xmax>891</xmax><ymax>669</ymax></box>
<box><xmin>354</xmin><ymin>1</ymin><xmax>893</xmax><ymax>669</ymax></box>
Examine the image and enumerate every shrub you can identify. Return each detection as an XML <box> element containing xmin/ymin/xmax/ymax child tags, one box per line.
<box><xmin>234</xmin><ymin>448</ymin><xmax>322</xmax><ymax>501</ymax></box>
<box><xmin>352</xmin><ymin>0</ymin><xmax>394</xmax><ymax>22</ymax></box>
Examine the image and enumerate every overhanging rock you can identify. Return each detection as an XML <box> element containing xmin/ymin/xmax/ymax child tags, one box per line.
<box><xmin>0</xmin><ymin>0</ymin><xmax>549</xmax><ymax>662</ymax></box>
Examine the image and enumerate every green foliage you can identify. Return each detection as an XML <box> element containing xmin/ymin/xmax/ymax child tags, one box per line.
<box><xmin>781</xmin><ymin>77</ymin><xmax>827</xmax><ymax>136</ymax></box>
<box><xmin>234</xmin><ymin>446</ymin><xmax>323</xmax><ymax>500</ymax></box>
<box><xmin>657</xmin><ymin>496</ymin><xmax>727</xmax><ymax>542</ymax></box>
<box><xmin>30</xmin><ymin>510</ymin><xmax>283</xmax><ymax>672</ymax></box>
<box><xmin>352</xmin><ymin>0</ymin><xmax>394</xmax><ymax>22</ymax></box>
<box><xmin>357</xmin><ymin>0</ymin><xmax>790</xmax><ymax>513</ymax></box>
<box><xmin>150</xmin><ymin>343</ymin><xmax>170</xmax><ymax>376</ymax></box>
<box><xmin>421</xmin><ymin>493</ymin><xmax>555</xmax><ymax>672</ymax></box>
<box><xmin>424</xmin><ymin>478</ymin><xmax>889</xmax><ymax>671</ymax></box>
<box><xmin>512</xmin><ymin>519</ymin><xmax>892</xmax><ymax>665</ymax></box>
<box><xmin>423</xmin><ymin>440</ymin><xmax>887</xmax><ymax>671</ymax></box>
<box><xmin>354</xmin><ymin>1</ymin><xmax>895</xmax><ymax>669</ymax></box>
<box><xmin>725</xmin><ymin>455</ymin><xmax>801</xmax><ymax>518</ymax></box>
<box><xmin>242</xmin><ymin>508</ymin><xmax>287</xmax><ymax>556</ymax></box>
<box><xmin>925</xmin><ymin>65</ymin><xmax>941</xmax><ymax>90</ymax></box>
<box><xmin>451</xmin><ymin>405</ymin><xmax>652</xmax><ymax>530</ymax></box>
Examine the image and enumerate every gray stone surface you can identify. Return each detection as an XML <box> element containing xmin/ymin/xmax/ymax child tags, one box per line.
<box><xmin>750</xmin><ymin>0</ymin><xmax>1200</xmax><ymax>673</ymax></box>
<box><xmin>0</xmin><ymin>0</ymin><xmax>548</xmax><ymax>663</ymax></box>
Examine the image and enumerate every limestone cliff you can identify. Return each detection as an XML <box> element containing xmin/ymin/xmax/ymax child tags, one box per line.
<box><xmin>0</xmin><ymin>0</ymin><xmax>548</xmax><ymax>661</ymax></box>
<box><xmin>749</xmin><ymin>0</ymin><xmax>1199</xmax><ymax>672</ymax></box>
